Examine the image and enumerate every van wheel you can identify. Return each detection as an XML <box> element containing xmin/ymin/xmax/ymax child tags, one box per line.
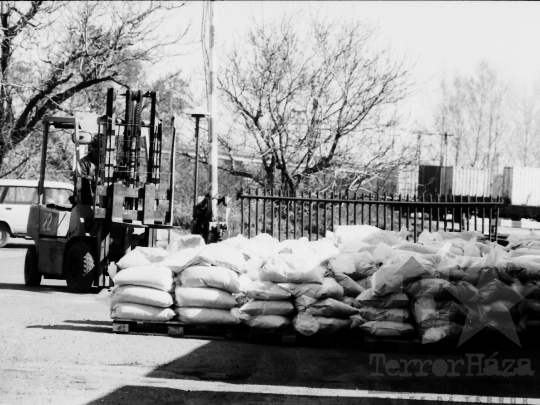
<box><xmin>24</xmin><ymin>245</ymin><xmax>42</xmax><ymax>286</ymax></box>
<box><xmin>0</xmin><ymin>223</ymin><xmax>10</xmax><ymax>248</ymax></box>
<box><xmin>65</xmin><ymin>242</ymin><xmax>95</xmax><ymax>293</ymax></box>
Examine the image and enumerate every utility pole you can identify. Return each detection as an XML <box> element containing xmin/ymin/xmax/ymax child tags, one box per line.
<box><xmin>207</xmin><ymin>0</ymin><xmax>218</xmax><ymax>220</ymax></box>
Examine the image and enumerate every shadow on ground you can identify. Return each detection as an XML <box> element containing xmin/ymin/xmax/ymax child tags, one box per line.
<box><xmin>86</xmin><ymin>385</ymin><xmax>409</xmax><ymax>405</ymax></box>
<box><xmin>0</xmin><ymin>282</ymin><xmax>101</xmax><ymax>294</ymax></box>
<box><xmin>4</xmin><ymin>243</ymin><xmax>32</xmax><ymax>249</ymax></box>
<box><xmin>88</xmin><ymin>334</ymin><xmax>540</xmax><ymax>404</ymax></box>
<box><xmin>27</xmin><ymin>324</ymin><xmax>111</xmax><ymax>334</ymax></box>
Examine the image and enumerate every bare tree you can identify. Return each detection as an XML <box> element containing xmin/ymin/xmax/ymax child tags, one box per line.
<box><xmin>218</xmin><ymin>15</ymin><xmax>414</xmax><ymax>193</ymax></box>
<box><xmin>509</xmin><ymin>81</ymin><xmax>540</xmax><ymax>167</ymax></box>
<box><xmin>433</xmin><ymin>62</ymin><xmax>509</xmax><ymax>173</ymax></box>
<box><xmin>0</xmin><ymin>1</ymin><xmax>188</xmax><ymax>174</ymax></box>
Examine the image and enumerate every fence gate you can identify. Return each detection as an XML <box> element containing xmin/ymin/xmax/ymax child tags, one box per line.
<box><xmin>236</xmin><ymin>188</ymin><xmax>503</xmax><ymax>242</ymax></box>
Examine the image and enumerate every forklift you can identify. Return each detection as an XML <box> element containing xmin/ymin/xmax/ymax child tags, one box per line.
<box><xmin>24</xmin><ymin>88</ymin><xmax>178</xmax><ymax>292</ymax></box>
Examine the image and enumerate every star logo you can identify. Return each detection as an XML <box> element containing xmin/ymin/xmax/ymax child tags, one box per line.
<box><xmin>373</xmin><ymin>255</ymin><xmax>534</xmax><ymax>347</ymax></box>
<box><xmin>445</xmin><ymin>268</ymin><xmax>534</xmax><ymax>347</ymax></box>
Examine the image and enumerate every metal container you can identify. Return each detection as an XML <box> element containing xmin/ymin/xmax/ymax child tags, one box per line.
<box><xmin>418</xmin><ymin>165</ymin><xmax>491</xmax><ymax>197</ymax></box>
<box><xmin>452</xmin><ymin>166</ymin><xmax>491</xmax><ymax>196</ymax></box>
<box><xmin>503</xmin><ymin>166</ymin><xmax>540</xmax><ymax>206</ymax></box>
<box><xmin>397</xmin><ymin>166</ymin><xmax>419</xmax><ymax>196</ymax></box>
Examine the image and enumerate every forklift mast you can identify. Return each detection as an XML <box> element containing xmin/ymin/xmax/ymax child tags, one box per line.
<box><xmin>90</xmin><ymin>88</ymin><xmax>176</xmax><ymax>287</ymax></box>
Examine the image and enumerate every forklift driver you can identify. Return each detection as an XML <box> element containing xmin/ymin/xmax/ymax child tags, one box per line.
<box><xmin>78</xmin><ymin>135</ymin><xmax>101</xmax><ymax>205</ymax></box>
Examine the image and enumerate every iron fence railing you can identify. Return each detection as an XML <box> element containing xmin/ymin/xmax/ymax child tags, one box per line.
<box><xmin>237</xmin><ymin>188</ymin><xmax>503</xmax><ymax>242</ymax></box>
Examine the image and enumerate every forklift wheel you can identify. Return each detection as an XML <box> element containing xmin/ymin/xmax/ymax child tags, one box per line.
<box><xmin>24</xmin><ymin>245</ymin><xmax>42</xmax><ymax>286</ymax></box>
<box><xmin>0</xmin><ymin>223</ymin><xmax>10</xmax><ymax>248</ymax></box>
<box><xmin>65</xmin><ymin>242</ymin><xmax>95</xmax><ymax>293</ymax></box>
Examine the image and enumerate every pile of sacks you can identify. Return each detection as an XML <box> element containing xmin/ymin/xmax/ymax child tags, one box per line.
<box><xmin>110</xmin><ymin>247</ymin><xmax>176</xmax><ymax>322</ymax></box>
<box><xmin>174</xmin><ymin>243</ymin><xmax>244</xmax><ymax>325</ymax></box>
<box><xmin>224</xmin><ymin>234</ymin><xmax>362</xmax><ymax>336</ymax></box>
<box><xmin>105</xmin><ymin>223</ymin><xmax>540</xmax><ymax>347</ymax></box>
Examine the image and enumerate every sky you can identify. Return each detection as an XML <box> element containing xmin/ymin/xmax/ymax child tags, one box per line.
<box><xmin>158</xmin><ymin>1</ymin><xmax>540</xmax><ymax>167</ymax></box>
<box><xmin>167</xmin><ymin>1</ymin><xmax>540</xmax><ymax>129</ymax></box>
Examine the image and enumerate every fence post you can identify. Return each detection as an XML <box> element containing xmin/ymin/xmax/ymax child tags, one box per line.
<box><xmin>255</xmin><ymin>188</ymin><xmax>259</xmax><ymax>237</ymax></box>
<box><xmin>383</xmin><ymin>192</ymin><xmax>387</xmax><ymax>230</ymax></box>
<box><xmin>240</xmin><ymin>188</ymin><xmax>245</xmax><ymax>236</ymax></box>
<box><xmin>247</xmin><ymin>187</ymin><xmax>252</xmax><ymax>238</ymax></box>
<box><xmin>316</xmin><ymin>190</ymin><xmax>320</xmax><ymax>239</ymax></box>
<box><xmin>323</xmin><ymin>191</ymin><xmax>328</xmax><ymax>237</ymax></box>
<box><xmin>331</xmin><ymin>190</ymin><xmax>335</xmax><ymax>231</ymax></box>
<box><xmin>270</xmin><ymin>189</ymin><xmax>274</xmax><ymax>238</ymax></box>
<box><xmin>263</xmin><ymin>188</ymin><xmax>267</xmax><ymax>234</ymax></box>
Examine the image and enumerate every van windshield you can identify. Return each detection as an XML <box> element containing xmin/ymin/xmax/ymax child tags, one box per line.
<box><xmin>0</xmin><ymin>186</ymin><xmax>72</xmax><ymax>205</ymax></box>
<box><xmin>44</xmin><ymin>188</ymin><xmax>72</xmax><ymax>205</ymax></box>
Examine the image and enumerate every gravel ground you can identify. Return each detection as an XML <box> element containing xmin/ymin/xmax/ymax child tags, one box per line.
<box><xmin>1</xmin><ymin>238</ymin><xmax>540</xmax><ymax>405</ymax></box>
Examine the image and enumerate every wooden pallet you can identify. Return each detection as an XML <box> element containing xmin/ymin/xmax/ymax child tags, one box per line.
<box><xmin>112</xmin><ymin>319</ymin><xmax>181</xmax><ymax>337</ymax></box>
<box><xmin>247</xmin><ymin>327</ymin><xmax>298</xmax><ymax>345</ymax></box>
<box><xmin>112</xmin><ymin>319</ymin><xmax>244</xmax><ymax>339</ymax></box>
<box><xmin>363</xmin><ymin>335</ymin><xmax>422</xmax><ymax>353</ymax></box>
<box><xmin>363</xmin><ymin>335</ymin><xmax>459</xmax><ymax>354</ymax></box>
<box><xmin>170</xmin><ymin>323</ymin><xmax>245</xmax><ymax>340</ymax></box>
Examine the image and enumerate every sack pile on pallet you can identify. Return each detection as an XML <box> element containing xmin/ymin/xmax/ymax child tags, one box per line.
<box><xmin>173</xmin><ymin>243</ymin><xmax>243</xmax><ymax>326</ymax></box>
<box><xmin>110</xmin><ymin>247</ymin><xmax>176</xmax><ymax>322</ymax></box>
<box><xmin>105</xmin><ymin>224</ymin><xmax>540</xmax><ymax>346</ymax></box>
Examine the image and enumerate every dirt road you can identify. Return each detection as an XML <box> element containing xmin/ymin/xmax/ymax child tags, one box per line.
<box><xmin>1</xmin><ymin>240</ymin><xmax>540</xmax><ymax>405</ymax></box>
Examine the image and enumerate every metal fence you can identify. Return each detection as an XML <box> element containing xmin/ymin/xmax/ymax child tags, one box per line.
<box><xmin>237</xmin><ymin>188</ymin><xmax>503</xmax><ymax>242</ymax></box>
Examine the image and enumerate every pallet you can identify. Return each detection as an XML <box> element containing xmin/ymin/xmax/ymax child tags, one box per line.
<box><xmin>247</xmin><ymin>327</ymin><xmax>298</xmax><ymax>345</ymax></box>
<box><xmin>112</xmin><ymin>319</ymin><xmax>244</xmax><ymax>339</ymax></box>
<box><xmin>170</xmin><ymin>323</ymin><xmax>245</xmax><ymax>340</ymax></box>
<box><xmin>363</xmin><ymin>335</ymin><xmax>420</xmax><ymax>353</ymax></box>
<box><xmin>112</xmin><ymin>319</ymin><xmax>181</xmax><ymax>337</ymax></box>
<box><xmin>362</xmin><ymin>335</ymin><xmax>459</xmax><ymax>354</ymax></box>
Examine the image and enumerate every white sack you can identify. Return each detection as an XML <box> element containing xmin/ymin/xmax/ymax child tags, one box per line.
<box><xmin>174</xmin><ymin>307</ymin><xmax>240</xmax><ymax>325</ymax></box>
<box><xmin>333</xmin><ymin>272</ymin><xmax>365</xmax><ymax>297</ymax></box>
<box><xmin>175</xmin><ymin>287</ymin><xmax>237</xmax><ymax>309</ymax></box>
<box><xmin>114</xmin><ymin>265</ymin><xmax>175</xmax><ymax>291</ymax></box>
<box><xmin>357</xmin><ymin>289</ymin><xmax>409</xmax><ymax>308</ymax></box>
<box><xmin>372</xmin><ymin>256</ymin><xmax>434</xmax><ymax>296</ymax></box>
<box><xmin>308</xmin><ymin>238</ymin><xmax>340</xmax><ymax>262</ymax></box>
<box><xmin>359</xmin><ymin>321</ymin><xmax>415</xmax><ymax>337</ymax></box>
<box><xmin>358</xmin><ymin>307</ymin><xmax>410</xmax><ymax>323</ymax></box>
<box><xmin>303</xmin><ymin>298</ymin><xmax>360</xmax><ymax>318</ymax></box>
<box><xmin>166</xmin><ymin>235</ymin><xmax>205</xmax><ymax>253</ymax></box>
<box><xmin>361</xmin><ymin>230</ymin><xmax>406</xmax><ymax>247</ymax></box>
<box><xmin>111</xmin><ymin>303</ymin><xmax>175</xmax><ymax>322</ymax></box>
<box><xmin>244</xmin><ymin>258</ymin><xmax>264</xmax><ymax>280</ymax></box>
<box><xmin>238</xmin><ymin>314</ymin><xmax>291</xmax><ymax>329</ymax></box>
<box><xmin>117</xmin><ymin>247</ymin><xmax>169</xmax><ymax>269</ymax></box>
<box><xmin>278</xmin><ymin>277</ymin><xmax>344</xmax><ymax>300</ymax></box>
<box><xmin>238</xmin><ymin>300</ymin><xmax>295</xmax><ymax>316</ymax></box>
<box><xmin>242</xmin><ymin>280</ymin><xmax>292</xmax><ymax>301</ymax></box>
<box><xmin>293</xmin><ymin>312</ymin><xmax>351</xmax><ymax>336</ymax></box>
<box><xmin>260</xmin><ymin>253</ymin><xmax>326</xmax><ymax>284</ymax></box>
<box><xmin>161</xmin><ymin>246</ymin><xmax>205</xmax><ymax>274</ymax></box>
<box><xmin>179</xmin><ymin>265</ymin><xmax>240</xmax><ymax>293</ymax></box>
<box><xmin>327</xmin><ymin>252</ymin><xmax>377</xmax><ymax>280</ymax></box>
<box><xmin>189</xmin><ymin>243</ymin><xmax>245</xmax><ymax>273</ymax></box>
<box><xmin>111</xmin><ymin>285</ymin><xmax>173</xmax><ymax>308</ymax></box>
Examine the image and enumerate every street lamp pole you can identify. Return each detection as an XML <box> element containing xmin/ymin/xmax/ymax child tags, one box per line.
<box><xmin>193</xmin><ymin>116</ymin><xmax>201</xmax><ymax>209</ymax></box>
<box><xmin>187</xmin><ymin>107</ymin><xmax>211</xmax><ymax>223</ymax></box>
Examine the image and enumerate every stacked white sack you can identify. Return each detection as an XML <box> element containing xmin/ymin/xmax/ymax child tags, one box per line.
<box><xmin>111</xmin><ymin>246</ymin><xmax>176</xmax><ymax>321</ymax></box>
<box><xmin>329</xmin><ymin>225</ymin><xmax>408</xmax><ymax>253</ymax></box>
<box><xmin>258</xmin><ymin>247</ymin><xmax>352</xmax><ymax>336</ymax></box>
<box><xmin>238</xmin><ymin>280</ymin><xmax>295</xmax><ymax>329</ymax></box>
<box><xmin>161</xmin><ymin>234</ymin><xmax>206</xmax><ymax>274</ymax></box>
<box><xmin>174</xmin><ymin>243</ymin><xmax>245</xmax><ymax>325</ymax></box>
<box><xmin>353</xmin><ymin>254</ymin><xmax>442</xmax><ymax>338</ymax></box>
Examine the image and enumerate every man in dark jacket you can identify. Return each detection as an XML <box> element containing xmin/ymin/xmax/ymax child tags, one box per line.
<box><xmin>78</xmin><ymin>136</ymin><xmax>99</xmax><ymax>205</ymax></box>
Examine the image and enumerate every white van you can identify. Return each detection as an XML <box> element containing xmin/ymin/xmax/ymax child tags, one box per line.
<box><xmin>0</xmin><ymin>179</ymin><xmax>74</xmax><ymax>247</ymax></box>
